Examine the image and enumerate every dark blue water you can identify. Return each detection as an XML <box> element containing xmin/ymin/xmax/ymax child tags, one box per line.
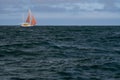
<box><xmin>0</xmin><ymin>26</ymin><xmax>120</xmax><ymax>80</ymax></box>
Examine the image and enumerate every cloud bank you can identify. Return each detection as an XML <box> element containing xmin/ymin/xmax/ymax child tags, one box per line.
<box><xmin>47</xmin><ymin>3</ymin><xmax>104</xmax><ymax>11</ymax></box>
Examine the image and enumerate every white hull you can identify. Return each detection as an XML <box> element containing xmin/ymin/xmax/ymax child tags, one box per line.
<box><xmin>21</xmin><ymin>23</ymin><xmax>33</xmax><ymax>27</ymax></box>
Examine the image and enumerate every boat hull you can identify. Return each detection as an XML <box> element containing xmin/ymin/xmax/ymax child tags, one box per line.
<box><xmin>20</xmin><ymin>23</ymin><xmax>33</xmax><ymax>27</ymax></box>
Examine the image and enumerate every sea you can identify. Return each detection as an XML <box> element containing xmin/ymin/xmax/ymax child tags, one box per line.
<box><xmin>0</xmin><ymin>26</ymin><xmax>120</xmax><ymax>80</ymax></box>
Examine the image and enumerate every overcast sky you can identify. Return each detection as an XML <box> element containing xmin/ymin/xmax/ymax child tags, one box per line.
<box><xmin>0</xmin><ymin>0</ymin><xmax>120</xmax><ymax>25</ymax></box>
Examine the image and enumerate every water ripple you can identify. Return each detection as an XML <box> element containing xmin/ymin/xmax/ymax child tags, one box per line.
<box><xmin>0</xmin><ymin>26</ymin><xmax>120</xmax><ymax>80</ymax></box>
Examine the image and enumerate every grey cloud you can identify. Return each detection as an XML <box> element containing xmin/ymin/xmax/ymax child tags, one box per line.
<box><xmin>48</xmin><ymin>2</ymin><xmax>104</xmax><ymax>11</ymax></box>
<box><xmin>0</xmin><ymin>0</ymin><xmax>120</xmax><ymax>14</ymax></box>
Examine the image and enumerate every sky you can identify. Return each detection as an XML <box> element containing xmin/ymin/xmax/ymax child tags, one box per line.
<box><xmin>0</xmin><ymin>0</ymin><xmax>120</xmax><ymax>25</ymax></box>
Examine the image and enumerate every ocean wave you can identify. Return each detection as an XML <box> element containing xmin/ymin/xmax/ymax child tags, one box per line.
<box><xmin>0</xmin><ymin>26</ymin><xmax>120</xmax><ymax>80</ymax></box>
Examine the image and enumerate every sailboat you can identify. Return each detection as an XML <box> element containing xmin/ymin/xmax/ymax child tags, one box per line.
<box><xmin>21</xmin><ymin>9</ymin><xmax>36</xmax><ymax>27</ymax></box>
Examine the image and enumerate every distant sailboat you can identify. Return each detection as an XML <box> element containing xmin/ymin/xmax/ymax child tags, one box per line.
<box><xmin>21</xmin><ymin>9</ymin><xmax>36</xmax><ymax>27</ymax></box>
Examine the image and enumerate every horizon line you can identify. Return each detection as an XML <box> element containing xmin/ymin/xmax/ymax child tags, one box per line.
<box><xmin>0</xmin><ymin>25</ymin><xmax>120</xmax><ymax>27</ymax></box>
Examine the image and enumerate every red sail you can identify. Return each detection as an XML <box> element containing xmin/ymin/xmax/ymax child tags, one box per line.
<box><xmin>26</xmin><ymin>10</ymin><xmax>30</xmax><ymax>23</ymax></box>
<box><xmin>31</xmin><ymin>15</ymin><xmax>36</xmax><ymax>26</ymax></box>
